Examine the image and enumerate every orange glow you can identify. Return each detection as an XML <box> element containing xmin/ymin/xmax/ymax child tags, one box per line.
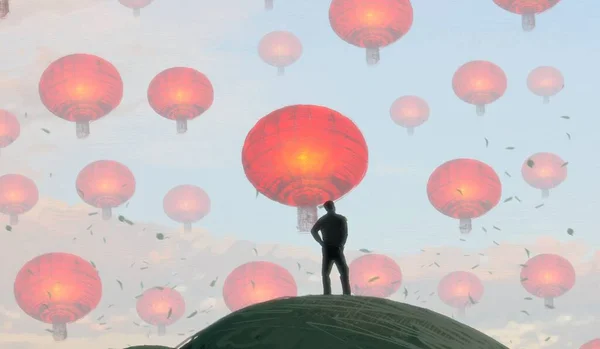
<box><xmin>521</xmin><ymin>153</ymin><xmax>567</xmax><ymax>190</ymax></box>
<box><xmin>258</xmin><ymin>31</ymin><xmax>303</xmax><ymax>69</ymax></box>
<box><xmin>390</xmin><ymin>96</ymin><xmax>429</xmax><ymax>129</ymax></box>
<box><xmin>14</xmin><ymin>253</ymin><xmax>102</xmax><ymax>325</ymax></box>
<box><xmin>520</xmin><ymin>253</ymin><xmax>575</xmax><ymax>298</ymax></box>
<box><xmin>76</xmin><ymin>160</ymin><xmax>136</xmax><ymax>209</ymax></box>
<box><xmin>222</xmin><ymin>261</ymin><xmax>297</xmax><ymax>312</ymax></box>
<box><xmin>0</xmin><ymin>110</ymin><xmax>21</xmax><ymax>148</ymax></box>
<box><xmin>452</xmin><ymin>60</ymin><xmax>507</xmax><ymax>106</ymax></box>
<box><xmin>427</xmin><ymin>159</ymin><xmax>501</xmax><ymax>220</ymax></box>
<box><xmin>349</xmin><ymin>254</ymin><xmax>402</xmax><ymax>298</ymax></box>
<box><xmin>136</xmin><ymin>287</ymin><xmax>186</xmax><ymax>326</ymax></box>
<box><xmin>0</xmin><ymin>174</ymin><xmax>39</xmax><ymax>215</ymax></box>
<box><xmin>438</xmin><ymin>271</ymin><xmax>484</xmax><ymax>309</ymax></box>
<box><xmin>282</xmin><ymin>143</ymin><xmax>330</xmax><ymax>175</ymax></box>
<box><xmin>163</xmin><ymin>185</ymin><xmax>211</xmax><ymax>223</ymax></box>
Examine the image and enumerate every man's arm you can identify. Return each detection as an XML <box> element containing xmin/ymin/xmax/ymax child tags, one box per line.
<box><xmin>341</xmin><ymin>218</ymin><xmax>348</xmax><ymax>247</ymax></box>
<box><xmin>310</xmin><ymin>218</ymin><xmax>324</xmax><ymax>246</ymax></box>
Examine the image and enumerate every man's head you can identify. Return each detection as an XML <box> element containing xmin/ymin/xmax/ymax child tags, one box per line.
<box><xmin>323</xmin><ymin>200</ymin><xmax>335</xmax><ymax>213</ymax></box>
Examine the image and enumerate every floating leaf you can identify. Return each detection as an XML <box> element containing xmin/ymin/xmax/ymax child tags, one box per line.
<box><xmin>368</xmin><ymin>276</ymin><xmax>380</xmax><ymax>283</ymax></box>
<box><xmin>535</xmin><ymin>204</ymin><xmax>544</xmax><ymax>209</ymax></box>
<box><xmin>566</xmin><ymin>132</ymin><xmax>571</xmax><ymax>140</ymax></box>
<box><xmin>471</xmin><ymin>264</ymin><xmax>479</xmax><ymax>269</ymax></box>
<box><xmin>520</xmin><ymin>277</ymin><xmax>528</xmax><ymax>282</ymax></box>
<box><xmin>493</xmin><ymin>241</ymin><xmax>499</xmax><ymax>245</ymax></box>
<box><xmin>524</xmin><ymin>248</ymin><xmax>531</xmax><ymax>258</ymax></box>
<box><xmin>505</xmin><ymin>146</ymin><xmax>515</xmax><ymax>150</ymax></box>
<box><xmin>47</xmin><ymin>291</ymin><xmax>52</xmax><ymax>299</ymax></box>
<box><xmin>209</xmin><ymin>278</ymin><xmax>218</xmax><ymax>287</ymax></box>
<box><xmin>484</xmin><ymin>138</ymin><xmax>489</xmax><ymax>147</ymax></box>
<box><xmin>186</xmin><ymin>310</ymin><xmax>198</xmax><ymax>319</ymax></box>
<box><xmin>504</xmin><ymin>171</ymin><xmax>511</xmax><ymax>177</ymax></box>
<box><xmin>90</xmin><ymin>261</ymin><xmax>96</xmax><ymax>268</ymax></box>
<box><xmin>456</xmin><ymin>189</ymin><xmax>463</xmax><ymax>195</ymax></box>
<box><xmin>41</xmin><ymin>128</ymin><xmax>50</xmax><ymax>134</ymax></box>
<box><xmin>250</xmin><ymin>280</ymin><xmax>255</xmax><ymax>289</ymax></box>
<box><xmin>5</xmin><ymin>225</ymin><xmax>12</xmax><ymax>231</ymax></box>
<box><xmin>252</xmin><ymin>248</ymin><xmax>258</xmax><ymax>255</ymax></box>
<box><xmin>560</xmin><ymin>115</ymin><xmax>570</xmax><ymax>119</ymax></box>
<box><xmin>567</xmin><ymin>228</ymin><xmax>574</xmax><ymax>236</ymax></box>
<box><xmin>527</xmin><ymin>159</ymin><xmax>535</xmax><ymax>168</ymax></box>
<box><xmin>156</xmin><ymin>233</ymin><xmax>165</xmax><ymax>240</ymax></box>
<box><xmin>521</xmin><ymin>310</ymin><xmax>530</xmax><ymax>316</ymax></box>
<box><xmin>503</xmin><ymin>196</ymin><xmax>513</xmax><ymax>202</ymax></box>
<box><xmin>88</xmin><ymin>212</ymin><xmax>98</xmax><ymax>216</ymax></box>
<box><xmin>297</xmin><ymin>262</ymin><xmax>301</xmax><ymax>270</ymax></box>
<box><xmin>116</xmin><ymin>280</ymin><xmax>123</xmax><ymax>290</ymax></box>
<box><xmin>524</xmin><ymin>297</ymin><xmax>533</xmax><ymax>300</ymax></box>
<box><xmin>544</xmin><ymin>336</ymin><xmax>551</xmax><ymax>341</ymax></box>
<box><xmin>561</xmin><ymin>162</ymin><xmax>569</xmax><ymax>167</ymax></box>
<box><xmin>167</xmin><ymin>308</ymin><xmax>173</xmax><ymax>319</ymax></box>
<box><xmin>359</xmin><ymin>248</ymin><xmax>372</xmax><ymax>253</ymax></box>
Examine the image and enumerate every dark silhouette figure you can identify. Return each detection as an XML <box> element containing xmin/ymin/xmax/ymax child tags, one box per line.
<box><xmin>310</xmin><ymin>201</ymin><xmax>351</xmax><ymax>295</ymax></box>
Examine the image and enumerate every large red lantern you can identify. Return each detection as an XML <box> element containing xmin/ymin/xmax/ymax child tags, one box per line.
<box><xmin>242</xmin><ymin>105</ymin><xmax>369</xmax><ymax>232</ymax></box>
<box><xmin>0</xmin><ymin>0</ymin><xmax>9</xmax><ymax>19</ymax></box>
<box><xmin>349</xmin><ymin>254</ymin><xmax>402</xmax><ymax>298</ymax></box>
<box><xmin>136</xmin><ymin>287</ymin><xmax>185</xmax><ymax>336</ymax></box>
<box><xmin>14</xmin><ymin>252</ymin><xmax>102</xmax><ymax>341</ymax></box>
<box><xmin>163</xmin><ymin>185</ymin><xmax>211</xmax><ymax>232</ymax></box>
<box><xmin>581</xmin><ymin>339</ymin><xmax>600</xmax><ymax>349</ymax></box>
<box><xmin>437</xmin><ymin>271</ymin><xmax>484</xmax><ymax>317</ymax></box>
<box><xmin>527</xmin><ymin>66</ymin><xmax>564</xmax><ymax>104</ymax></box>
<box><xmin>427</xmin><ymin>159</ymin><xmax>502</xmax><ymax>234</ymax></box>
<box><xmin>258</xmin><ymin>31</ymin><xmax>303</xmax><ymax>76</ymax></box>
<box><xmin>493</xmin><ymin>0</ymin><xmax>562</xmax><ymax>31</ymax></box>
<box><xmin>0</xmin><ymin>174</ymin><xmax>39</xmax><ymax>225</ymax></box>
<box><xmin>521</xmin><ymin>152</ymin><xmax>566</xmax><ymax>198</ymax></box>
<box><xmin>222</xmin><ymin>261</ymin><xmax>297</xmax><ymax>312</ymax></box>
<box><xmin>329</xmin><ymin>0</ymin><xmax>413</xmax><ymax>65</ymax></box>
<box><xmin>39</xmin><ymin>54</ymin><xmax>123</xmax><ymax>139</ymax></box>
<box><xmin>148</xmin><ymin>67</ymin><xmax>214</xmax><ymax>134</ymax></box>
<box><xmin>452</xmin><ymin>60</ymin><xmax>507</xmax><ymax>116</ymax></box>
<box><xmin>520</xmin><ymin>253</ymin><xmax>575</xmax><ymax>308</ymax></box>
<box><xmin>75</xmin><ymin>160</ymin><xmax>136</xmax><ymax>220</ymax></box>
<box><xmin>389</xmin><ymin>95</ymin><xmax>429</xmax><ymax>136</ymax></box>
<box><xmin>119</xmin><ymin>0</ymin><xmax>153</xmax><ymax>17</ymax></box>
<box><xmin>0</xmin><ymin>109</ymin><xmax>20</xmax><ymax>155</ymax></box>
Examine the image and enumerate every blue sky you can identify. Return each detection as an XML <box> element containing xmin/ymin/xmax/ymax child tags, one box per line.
<box><xmin>10</xmin><ymin>0</ymin><xmax>600</xmax><ymax>256</ymax></box>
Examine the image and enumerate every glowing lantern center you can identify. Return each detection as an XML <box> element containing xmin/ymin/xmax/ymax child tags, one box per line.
<box><xmin>49</xmin><ymin>282</ymin><xmax>70</xmax><ymax>301</ymax></box>
<box><xmin>69</xmin><ymin>83</ymin><xmax>94</xmax><ymax>100</ymax></box>
<box><xmin>273</xmin><ymin>45</ymin><xmax>290</xmax><ymax>56</ymax></box>
<box><xmin>454</xmin><ymin>285</ymin><xmax>469</xmax><ymax>297</ymax></box>
<box><xmin>178</xmin><ymin>200</ymin><xmax>196</xmax><ymax>211</ymax></box>
<box><xmin>0</xmin><ymin>124</ymin><xmax>6</xmax><ymax>134</ymax></box>
<box><xmin>537</xmin><ymin>167</ymin><xmax>552</xmax><ymax>177</ymax></box>
<box><xmin>542</xmin><ymin>272</ymin><xmax>555</xmax><ymax>284</ymax></box>
<box><xmin>361</xmin><ymin>9</ymin><xmax>383</xmax><ymax>25</ymax></box>
<box><xmin>474</xmin><ymin>79</ymin><xmax>490</xmax><ymax>90</ymax></box>
<box><xmin>173</xmin><ymin>89</ymin><xmax>191</xmax><ymax>103</ymax></box>
<box><xmin>283</xmin><ymin>143</ymin><xmax>329</xmax><ymax>174</ymax></box>
<box><xmin>5</xmin><ymin>190</ymin><xmax>24</xmax><ymax>202</ymax></box>
<box><xmin>153</xmin><ymin>301</ymin><xmax>170</xmax><ymax>314</ymax></box>
<box><xmin>97</xmin><ymin>180</ymin><xmax>118</xmax><ymax>192</ymax></box>
<box><xmin>539</xmin><ymin>78</ymin><xmax>554</xmax><ymax>88</ymax></box>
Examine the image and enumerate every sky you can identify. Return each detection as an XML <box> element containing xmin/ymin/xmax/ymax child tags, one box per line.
<box><xmin>0</xmin><ymin>0</ymin><xmax>599</xmax><ymax>348</ymax></box>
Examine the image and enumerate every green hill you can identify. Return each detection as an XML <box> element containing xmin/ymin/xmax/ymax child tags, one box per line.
<box><xmin>174</xmin><ymin>295</ymin><xmax>508</xmax><ymax>349</ymax></box>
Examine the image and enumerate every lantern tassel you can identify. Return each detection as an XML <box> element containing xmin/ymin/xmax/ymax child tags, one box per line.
<box><xmin>184</xmin><ymin>222</ymin><xmax>192</xmax><ymax>233</ymax></box>
<box><xmin>52</xmin><ymin>323</ymin><xmax>67</xmax><ymax>341</ymax></box>
<box><xmin>157</xmin><ymin>324</ymin><xmax>166</xmax><ymax>336</ymax></box>
<box><xmin>522</xmin><ymin>13</ymin><xmax>535</xmax><ymax>32</ymax></box>
<box><xmin>297</xmin><ymin>206</ymin><xmax>318</xmax><ymax>233</ymax></box>
<box><xmin>75</xmin><ymin>120</ymin><xmax>90</xmax><ymax>139</ymax></box>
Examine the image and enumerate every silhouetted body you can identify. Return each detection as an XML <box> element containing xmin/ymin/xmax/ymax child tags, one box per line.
<box><xmin>311</xmin><ymin>201</ymin><xmax>351</xmax><ymax>295</ymax></box>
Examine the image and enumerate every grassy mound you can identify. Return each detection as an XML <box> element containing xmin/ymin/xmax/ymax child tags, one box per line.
<box><xmin>176</xmin><ymin>295</ymin><xmax>507</xmax><ymax>349</ymax></box>
<box><xmin>125</xmin><ymin>346</ymin><xmax>171</xmax><ymax>349</ymax></box>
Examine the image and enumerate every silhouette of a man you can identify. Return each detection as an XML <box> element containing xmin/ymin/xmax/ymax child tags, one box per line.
<box><xmin>310</xmin><ymin>200</ymin><xmax>351</xmax><ymax>295</ymax></box>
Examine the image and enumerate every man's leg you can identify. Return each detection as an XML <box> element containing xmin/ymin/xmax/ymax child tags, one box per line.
<box><xmin>335</xmin><ymin>250</ymin><xmax>351</xmax><ymax>295</ymax></box>
<box><xmin>322</xmin><ymin>250</ymin><xmax>334</xmax><ymax>295</ymax></box>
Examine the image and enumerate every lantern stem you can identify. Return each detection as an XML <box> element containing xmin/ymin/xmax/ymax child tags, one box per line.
<box><xmin>52</xmin><ymin>322</ymin><xmax>67</xmax><ymax>341</ymax></box>
<box><xmin>543</xmin><ymin>96</ymin><xmax>550</xmax><ymax>104</ymax></box>
<box><xmin>541</xmin><ymin>189</ymin><xmax>549</xmax><ymax>199</ymax></box>
<box><xmin>157</xmin><ymin>324</ymin><xmax>166</xmax><ymax>336</ymax></box>
<box><xmin>102</xmin><ymin>207</ymin><xmax>112</xmax><ymax>220</ymax></box>
<box><xmin>459</xmin><ymin>218</ymin><xmax>472</xmax><ymax>234</ymax></box>
<box><xmin>75</xmin><ymin>121</ymin><xmax>90</xmax><ymax>139</ymax></box>
<box><xmin>475</xmin><ymin>104</ymin><xmax>485</xmax><ymax>116</ymax></box>
<box><xmin>265</xmin><ymin>0</ymin><xmax>273</xmax><ymax>10</ymax></box>
<box><xmin>183</xmin><ymin>222</ymin><xmax>192</xmax><ymax>232</ymax></box>
<box><xmin>277</xmin><ymin>66</ymin><xmax>285</xmax><ymax>76</ymax></box>
<box><xmin>176</xmin><ymin>119</ymin><xmax>188</xmax><ymax>134</ymax></box>
<box><xmin>297</xmin><ymin>206</ymin><xmax>318</xmax><ymax>233</ymax></box>
<box><xmin>133</xmin><ymin>8</ymin><xmax>140</xmax><ymax>17</ymax></box>
<box><xmin>366</xmin><ymin>47</ymin><xmax>380</xmax><ymax>66</ymax></box>
<box><xmin>406</xmin><ymin>127</ymin><xmax>414</xmax><ymax>136</ymax></box>
<box><xmin>544</xmin><ymin>297</ymin><xmax>554</xmax><ymax>308</ymax></box>
<box><xmin>456</xmin><ymin>306</ymin><xmax>466</xmax><ymax>318</ymax></box>
<box><xmin>522</xmin><ymin>13</ymin><xmax>535</xmax><ymax>32</ymax></box>
<box><xmin>9</xmin><ymin>214</ymin><xmax>18</xmax><ymax>225</ymax></box>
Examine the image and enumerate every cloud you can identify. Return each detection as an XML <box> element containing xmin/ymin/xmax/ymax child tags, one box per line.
<box><xmin>1</xmin><ymin>197</ymin><xmax>599</xmax><ymax>348</ymax></box>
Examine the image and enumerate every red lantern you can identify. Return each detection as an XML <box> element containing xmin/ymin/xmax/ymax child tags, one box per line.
<box><xmin>147</xmin><ymin>67</ymin><xmax>214</xmax><ymax>134</ymax></box>
<box><xmin>438</xmin><ymin>271</ymin><xmax>483</xmax><ymax>317</ymax></box>
<box><xmin>76</xmin><ymin>160</ymin><xmax>136</xmax><ymax>220</ymax></box>
<box><xmin>0</xmin><ymin>174</ymin><xmax>38</xmax><ymax>225</ymax></box>
<box><xmin>389</xmin><ymin>95</ymin><xmax>429</xmax><ymax>136</ymax></box>
<box><xmin>520</xmin><ymin>253</ymin><xmax>575</xmax><ymax>308</ymax></box>
<box><xmin>349</xmin><ymin>254</ymin><xmax>402</xmax><ymax>298</ymax></box>
<box><xmin>0</xmin><ymin>109</ymin><xmax>20</xmax><ymax>155</ymax></box>
<box><xmin>329</xmin><ymin>0</ymin><xmax>413</xmax><ymax>65</ymax></box>
<box><xmin>493</xmin><ymin>0</ymin><xmax>562</xmax><ymax>31</ymax></box>
<box><xmin>136</xmin><ymin>287</ymin><xmax>185</xmax><ymax>336</ymax></box>
<box><xmin>258</xmin><ymin>31</ymin><xmax>303</xmax><ymax>76</ymax></box>
<box><xmin>581</xmin><ymin>339</ymin><xmax>600</xmax><ymax>349</ymax></box>
<box><xmin>163</xmin><ymin>185</ymin><xmax>211</xmax><ymax>232</ymax></box>
<box><xmin>242</xmin><ymin>105</ymin><xmax>368</xmax><ymax>232</ymax></box>
<box><xmin>119</xmin><ymin>0</ymin><xmax>153</xmax><ymax>17</ymax></box>
<box><xmin>222</xmin><ymin>261</ymin><xmax>297</xmax><ymax>312</ymax></box>
<box><xmin>527</xmin><ymin>66</ymin><xmax>564</xmax><ymax>104</ymax></box>
<box><xmin>39</xmin><ymin>54</ymin><xmax>123</xmax><ymax>139</ymax></box>
<box><xmin>0</xmin><ymin>0</ymin><xmax>9</xmax><ymax>19</ymax></box>
<box><xmin>265</xmin><ymin>0</ymin><xmax>273</xmax><ymax>10</ymax></box>
<box><xmin>427</xmin><ymin>159</ymin><xmax>502</xmax><ymax>234</ymax></box>
<box><xmin>14</xmin><ymin>252</ymin><xmax>102</xmax><ymax>341</ymax></box>
<box><xmin>452</xmin><ymin>60</ymin><xmax>507</xmax><ymax>116</ymax></box>
<box><xmin>521</xmin><ymin>152</ymin><xmax>566</xmax><ymax>198</ymax></box>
